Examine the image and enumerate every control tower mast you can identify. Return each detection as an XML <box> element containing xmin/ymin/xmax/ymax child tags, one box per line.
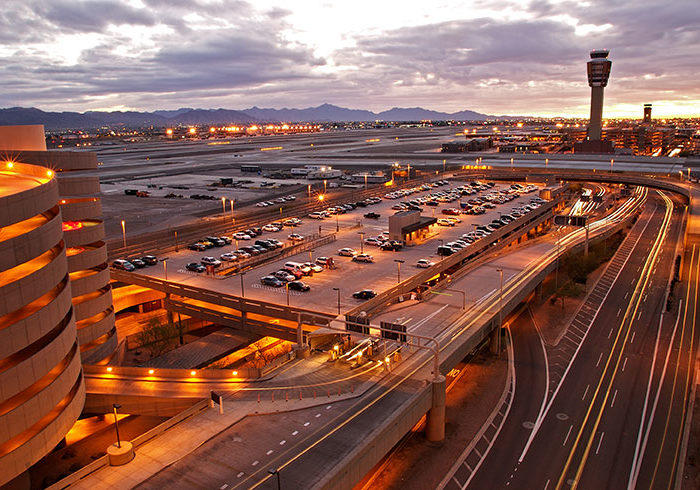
<box><xmin>586</xmin><ymin>49</ymin><xmax>612</xmax><ymax>141</ymax></box>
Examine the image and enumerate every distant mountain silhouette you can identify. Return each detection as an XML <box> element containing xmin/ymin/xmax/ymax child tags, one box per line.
<box><xmin>0</xmin><ymin>104</ymin><xmax>506</xmax><ymax>129</ymax></box>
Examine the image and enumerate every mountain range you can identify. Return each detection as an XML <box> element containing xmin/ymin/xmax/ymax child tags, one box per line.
<box><xmin>0</xmin><ymin>104</ymin><xmax>504</xmax><ymax>130</ymax></box>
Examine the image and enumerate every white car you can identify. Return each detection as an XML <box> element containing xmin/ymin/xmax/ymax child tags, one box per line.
<box><xmin>288</xmin><ymin>233</ymin><xmax>305</xmax><ymax>242</ymax></box>
<box><xmin>364</xmin><ymin>237</ymin><xmax>383</xmax><ymax>246</ymax></box>
<box><xmin>308</xmin><ymin>212</ymin><xmax>325</xmax><ymax>219</ymax></box>
<box><xmin>256</xmin><ymin>202</ymin><xmax>269</xmax><ymax>207</ymax></box>
<box><xmin>233</xmin><ymin>232</ymin><xmax>251</xmax><ymax>240</ymax></box>
<box><xmin>220</xmin><ymin>252</ymin><xmax>238</xmax><ymax>262</ymax></box>
<box><xmin>352</xmin><ymin>253</ymin><xmax>374</xmax><ymax>263</ymax></box>
<box><xmin>200</xmin><ymin>256</ymin><xmax>222</xmax><ymax>267</ymax></box>
<box><xmin>262</xmin><ymin>224</ymin><xmax>280</xmax><ymax>232</ymax></box>
<box><xmin>437</xmin><ymin>218</ymin><xmax>455</xmax><ymax>227</ymax></box>
<box><xmin>338</xmin><ymin>248</ymin><xmax>357</xmax><ymax>257</ymax></box>
<box><xmin>416</xmin><ymin>259</ymin><xmax>435</xmax><ymax>268</ymax></box>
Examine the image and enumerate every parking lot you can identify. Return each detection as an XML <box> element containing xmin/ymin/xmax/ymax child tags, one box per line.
<box><xmin>121</xmin><ymin>179</ymin><xmax>546</xmax><ymax>314</ymax></box>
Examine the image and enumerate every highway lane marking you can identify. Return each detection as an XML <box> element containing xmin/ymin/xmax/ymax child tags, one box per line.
<box><xmin>563</xmin><ymin>425</ymin><xmax>573</xmax><ymax>446</ymax></box>
<box><xmin>611</xmin><ymin>390</ymin><xmax>618</xmax><ymax>408</ymax></box>
<box><xmin>595</xmin><ymin>432</ymin><xmax>605</xmax><ymax>455</ymax></box>
<box><xmin>304</xmin><ymin>422</ymin><xmax>310</xmax><ymax>426</ymax></box>
<box><xmin>252</xmin><ymin>460</ymin><xmax>259</xmax><ymax>466</ymax></box>
<box><xmin>622</xmin><ymin>357</ymin><xmax>628</xmax><ymax>372</ymax></box>
<box><xmin>637</xmin><ymin>310</ymin><xmax>643</xmax><ymax>321</ymax></box>
<box><xmin>608</xmin><ymin>328</ymin><xmax>614</xmax><ymax>339</ymax></box>
<box><xmin>280</xmin><ymin>440</ymin><xmax>286</xmax><ymax>445</ymax></box>
<box><xmin>292</xmin><ymin>431</ymin><xmax>298</xmax><ymax>436</ymax></box>
<box><xmin>617</xmin><ymin>308</ymin><xmax>622</xmax><ymax>317</ymax></box>
<box><xmin>315</xmin><ymin>413</ymin><xmax>321</xmax><ymax>418</ymax></box>
<box><xmin>266</xmin><ymin>450</ymin><xmax>274</xmax><ymax>455</ymax></box>
<box><xmin>544</xmin><ymin>479</ymin><xmax>551</xmax><ymax>490</ymax></box>
<box><xmin>582</xmin><ymin>384</ymin><xmax>590</xmax><ymax>400</ymax></box>
<box><xmin>408</xmin><ymin>304</ymin><xmax>449</xmax><ymax>331</ymax></box>
<box><xmin>625</xmin><ymin>292</ymin><xmax>629</xmax><ymax>299</ymax></box>
<box><xmin>326</xmin><ymin>405</ymin><xmax>332</xmax><ymax>409</ymax></box>
<box><xmin>237</xmin><ymin>472</ymin><xmax>244</xmax><ymax>478</ymax></box>
<box><xmin>630</xmin><ymin>331</ymin><xmax>636</xmax><ymax>344</ymax></box>
<box><xmin>596</xmin><ymin>353</ymin><xmax>603</xmax><ymax>367</ymax></box>
<box><xmin>221</xmin><ymin>485</ymin><xmax>228</xmax><ymax>489</ymax></box>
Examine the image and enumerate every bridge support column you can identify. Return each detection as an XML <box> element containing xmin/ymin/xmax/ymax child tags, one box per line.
<box><xmin>489</xmin><ymin>326</ymin><xmax>500</xmax><ymax>355</ymax></box>
<box><xmin>426</xmin><ymin>375</ymin><xmax>446</xmax><ymax>442</ymax></box>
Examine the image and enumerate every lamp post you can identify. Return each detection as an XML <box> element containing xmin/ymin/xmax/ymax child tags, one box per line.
<box><xmin>240</xmin><ymin>272</ymin><xmax>246</xmax><ymax>298</ymax></box>
<box><xmin>230</xmin><ymin>199</ymin><xmax>234</xmax><ymax>223</ymax></box>
<box><xmin>496</xmin><ymin>268</ymin><xmax>504</xmax><ymax>358</ymax></box>
<box><xmin>510</xmin><ymin>157</ymin><xmax>514</xmax><ymax>170</ymax></box>
<box><xmin>268</xmin><ymin>469</ymin><xmax>281</xmax><ymax>490</ymax></box>
<box><xmin>394</xmin><ymin>259</ymin><xmax>405</xmax><ymax>283</ymax></box>
<box><xmin>364</xmin><ymin>173</ymin><xmax>368</xmax><ymax>190</ymax></box>
<box><xmin>285</xmin><ymin>282</ymin><xmax>290</xmax><ymax>306</ymax></box>
<box><xmin>221</xmin><ymin>196</ymin><xmax>226</xmax><ymax>222</ymax></box>
<box><xmin>174</xmin><ymin>230</ymin><xmax>178</xmax><ymax>252</ymax></box>
<box><xmin>162</xmin><ymin>259</ymin><xmax>168</xmax><ymax>280</ymax></box>
<box><xmin>332</xmin><ymin>287</ymin><xmax>341</xmax><ymax>315</ymax></box>
<box><xmin>336</xmin><ymin>213</ymin><xmax>339</xmax><ymax>232</ymax></box>
<box><xmin>323</xmin><ymin>179</ymin><xmax>327</xmax><ymax>194</ymax></box>
<box><xmin>359</xmin><ymin>232</ymin><xmax>365</xmax><ymax>254</ymax></box>
<box><xmin>121</xmin><ymin>220</ymin><xmax>126</xmax><ymax>249</ymax></box>
<box><xmin>307</xmin><ymin>184</ymin><xmax>311</xmax><ymax>201</ymax></box>
<box><xmin>610</xmin><ymin>158</ymin><xmax>614</xmax><ymax>173</ymax></box>
<box><xmin>443</xmin><ymin>159</ymin><xmax>446</xmax><ymax>172</ymax></box>
<box><xmin>112</xmin><ymin>403</ymin><xmax>122</xmax><ymax>448</ymax></box>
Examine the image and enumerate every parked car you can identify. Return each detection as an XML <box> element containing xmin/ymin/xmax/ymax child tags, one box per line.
<box><xmin>380</xmin><ymin>241</ymin><xmax>401</xmax><ymax>251</ymax></box>
<box><xmin>288</xmin><ymin>233</ymin><xmax>305</xmax><ymax>242</ymax></box>
<box><xmin>416</xmin><ymin>259</ymin><xmax>435</xmax><ymax>268</ymax></box>
<box><xmin>353</xmin><ymin>289</ymin><xmax>377</xmax><ymax>300</ymax></box>
<box><xmin>352</xmin><ymin>253</ymin><xmax>374</xmax><ymax>263</ymax></box>
<box><xmin>186</xmin><ymin>262</ymin><xmax>206</xmax><ymax>273</ymax></box>
<box><xmin>205</xmin><ymin>236</ymin><xmax>226</xmax><ymax>247</ymax></box>
<box><xmin>220</xmin><ymin>252</ymin><xmax>238</xmax><ymax>262</ymax></box>
<box><xmin>188</xmin><ymin>242</ymin><xmax>207</xmax><ymax>251</ymax></box>
<box><xmin>141</xmin><ymin>255</ymin><xmax>158</xmax><ymax>266</ymax></box>
<box><xmin>308</xmin><ymin>212</ymin><xmax>325</xmax><ymax>219</ymax></box>
<box><xmin>233</xmin><ymin>232</ymin><xmax>251</xmax><ymax>240</ymax></box>
<box><xmin>201</xmin><ymin>256</ymin><xmax>222</xmax><ymax>267</ymax></box>
<box><xmin>338</xmin><ymin>248</ymin><xmax>357</xmax><ymax>257</ymax></box>
<box><xmin>442</xmin><ymin>208</ymin><xmax>461</xmax><ymax>215</ymax></box>
<box><xmin>364</xmin><ymin>237</ymin><xmax>383</xmax><ymax>246</ymax></box>
<box><xmin>233</xmin><ymin>249</ymin><xmax>251</xmax><ymax>259</ymax></box>
<box><xmin>129</xmin><ymin>258</ymin><xmax>146</xmax><ymax>268</ymax></box>
<box><xmin>316</xmin><ymin>256</ymin><xmax>332</xmax><ymax>267</ymax></box>
<box><xmin>262</xmin><ymin>224</ymin><xmax>280</xmax><ymax>232</ymax></box>
<box><xmin>272</xmin><ymin>270</ymin><xmax>296</xmax><ymax>282</ymax></box>
<box><xmin>112</xmin><ymin>259</ymin><xmax>135</xmax><ymax>271</ymax></box>
<box><xmin>287</xmin><ymin>281</ymin><xmax>311</xmax><ymax>292</ymax></box>
<box><xmin>364</xmin><ymin>212</ymin><xmax>380</xmax><ymax>219</ymax></box>
<box><xmin>302</xmin><ymin>262</ymin><xmax>324</xmax><ymax>273</ymax></box>
<box><xmin>437</xmin><ymin>246</ymin><xmax>455</xmax><ymax>256</ymax></box>
<box><xmin>260</xmin><ymin>276</ymin><xmax>284</xmax><ymax>287</ymax></box>
<box><xmin>281</xmin><ymin>267</ymin><xmax>304</xmax><ymax>279</ymax></box>
<box><xmin>437</xmin><ymin>218</ymin><xmax>455</xmax><ymax>227</ymax></box>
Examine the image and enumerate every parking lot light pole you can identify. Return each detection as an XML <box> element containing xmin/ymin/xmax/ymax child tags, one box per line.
<box><xmin>162</xmin><ymin>259</ymin><xmax>168</xmax><ymax>280</ymax></box>
<box><xmin>121</xmin><ymin>220</ymin><xmax>126</xmax><ymax>248</ymax></box>
<box><xmin>332</xmin><ymin>287</ymin><xmax>341</xmax><ymax>315</ymax></box>
<box><xmin>268</xmin><ymin>469</ymin><xmax>281</xmax><ymax>490</ymax></box>
<box><xmin>336</xmin><ymin>214</ymin><xmax>339</xmax><ymax>232</ymax></box>
<box><xmin>221</xmin><ymin>197</ymin><xmax>226</xmax><ymax>222</ymax></box>
<box><xmin>112</xmin><ymin>403</ymin><xmax>122</xmax><ymax>448</ymax></box>
<box><xmin>285</xmin><ymin>282</ymin><xmax>290</xmax><ymax>306</ymax></box>
<box><xmin>394</xmin><ymin>259</ymin><xmax>405</xmax><ymax>283</ymax></box>
<box><xmin>240</xmin><ymin>272</ymin><xmax>246</xmax><ymax>298</ymax></box>
<box><xmin>230</xmin><ymin>199</ymin><xmax>234</xmax><ymax>222</ymax></box>
<box><xmin>359</xmin><ymin>232</ymin><xmax>365</xmax><ymax>253</ymax></box>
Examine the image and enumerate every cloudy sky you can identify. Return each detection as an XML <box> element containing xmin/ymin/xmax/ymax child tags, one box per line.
<box><xmin>2</xmin><ymin>0</ymin><xmax>698</xmax><ymax>117</ymax></box>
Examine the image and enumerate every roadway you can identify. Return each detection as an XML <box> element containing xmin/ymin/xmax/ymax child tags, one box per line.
<box><xmin>446</xmin><ymin>189</ymin><xmax>696</xmax><ymax>489</ymax></box>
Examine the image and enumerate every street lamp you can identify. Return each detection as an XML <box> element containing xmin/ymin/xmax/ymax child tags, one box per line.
<box><xmin>268</xmin><ymin>468</ymin><xmax>281</xmax><ymax>490</ymax></box>
<box><xmin>239</xmin><ymin>271</ymin><xmax>246</xmax><ymax>298</ymax></box>
<box><xmin>230</xmin><ymin>199</ymin><xmax>234</xmax><ymax>222</ymax></box>
<box><xmin>307</xmin><ymin>184</ymin><xmax>311</xmax><ymax>201</ymax></box>
<box><xmin>323</xmin><ymin>179</ymin><xmax>327</xmax><ymax>194</ymax></box>
<box><xmin>121</xmin><ymin>220</ymin><xmax>126</xmax><ymax>248</ymax></box>
<box><xmin>610</xmin><ymin>158</ymin><xmax>614</xmax><ymax>173</ymax></box>
<box><xmin>496</xmin><ymin>268</ymin><xmax>504</xmax><ymax>358</ymax></box>
<box><xmin>285</xmin><ymin>282</ymin><xmax>290</xmax><ymax>306</ymax></box>
<box><xmin>336</xmin><ymin>213</ymin><xmax>339</xmax><ymax>232</ymax></box>
<box><xmin>394</xmin><ymin>259</ymin><xmax>405</xmax><ymax>283</ymax></box>
<box><xmin>162</xmin><ymin>258</ymin><xmax>168</xmax><ymax>280</ymax></box>
<box><xmin>332</xmin><ymin>287</ymin><xmax>341</xmax><ymax>315</ymax></box>
<box><xmin>364</xmin><ymin>173</ymin><xmax>368</xmax><ymax>190</ymax></box>
<box><xmin>359</xmin><ymin>231</ymin><xmax>365</xmax><ymax>254</ymax></box>
<box><xmin>112</xmin><ymin>403</ymin><xmax>122</xmax><ymax>448</ymax></box>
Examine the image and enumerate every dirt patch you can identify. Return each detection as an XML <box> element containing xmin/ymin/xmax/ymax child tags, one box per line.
<box><xmin>355</xmin><ymin>350</ymin><xmax>507</xmax><ymax>490</ymax></box>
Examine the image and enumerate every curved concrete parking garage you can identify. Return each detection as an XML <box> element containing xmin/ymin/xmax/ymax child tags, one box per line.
<box><xmin>0</xmin><ymin>160</ymin><xmax>85</xmax><ymax>486</ymax></box>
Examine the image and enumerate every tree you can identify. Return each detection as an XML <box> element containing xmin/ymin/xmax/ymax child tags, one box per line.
<box><xmin>556</xmin><ymin>280</ymin><xmax>583</xmax><ymax>310</ymax></box>
<box><xmin>135</xmin><ymin>317</ymin><xmax>177</xmax><ymax>358</ymax></box>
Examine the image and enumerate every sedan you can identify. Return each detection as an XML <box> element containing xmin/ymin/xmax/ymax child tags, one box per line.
<box><xmin>287</xmin><ymin>281</ymin><xmax>310</xmax><ymax>292</ymax></box>
<box><xmin>437</xmin><ymin>218</ymin><xmax>455</xmax><ymax>227</ymax></box>
<box><xmin>262</xmin><ymin>224</ymin><xmax>280</xmax><ymax>232</ymax></box>
<box><xmin>260</xmin><ymin>276</ymin><xmax>284</xmax><ymax>287</ymax></box>
<box><xmin>201</xmin><ymin>256</ymin><xmax>221</xmax><ymax>267</ymax></box>
<box><xmin>188</xmin><ymin>243</ymin><xmax>207</xmax><ymax>251</ymax></box>
<box><xmin>353</xmin><ymin>289</ymin><xmax>377</xmax><ymax>300</ymax></box>
<box><xmin>302</xmin><ymin>262</ymin><xmax>324</xmax><ymax>273</ymax></box>
<box><xmin>129</xmin><ymin>258</ymin><xmax>146</xmax><ymax>268</ymax></box>
<box><xmin>416</xmin><ymin>259</ymin><xmax>435</xmax><ymax>268</ymax></box>
<box><xmin>233</xmin><ymin>249</ymin><xmax>251</xmax><ymax>259</ymax></box>
<box><xmin>186</xmin><ymin>262</ymin><xmax>206</xmax><ymax>273</ymax></box>
<box><xmin>141</xmin><ymin>255</ymin><xmax>158</xmax><ymax>266</ymax></box>
<box><xmin>233</xmin><ymin>232</ymin><xmax>251</xmax><ymax>240</ymax></box>
<box><xmin>220</xmin><ymin>252</ymin><xmax>238</xmax><ymax>262</ymax></box>
<box><xmin>364</xmin><ymin>237</ymin><xmax>383</xmax><ymax>246</ymax></box>
<box><xmin>338</xmin><ymin>248</ymin><xmax>357</xmax><ymax>257</ymax></box>
<box><xmin>352</xmin><ymin>253</ymin><xmax>374</xmax><ymax>263</ymax></box>
<box><xmin>288</xmin><ymin>233</ymin><xmax>305</xmax><ymax>242</ymax></box>
<box><xmin>272</xmin><ymin>270</ymin><xmax>296</xmax><ymax>282</ymax></box>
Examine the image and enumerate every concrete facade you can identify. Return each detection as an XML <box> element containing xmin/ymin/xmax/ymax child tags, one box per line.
<box><xmin>0</xmin><ymin>159</ymin><xmax>85</xmax><ymax>486</ymax></box>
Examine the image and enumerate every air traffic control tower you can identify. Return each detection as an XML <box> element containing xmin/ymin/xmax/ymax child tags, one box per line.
<box><xmin>575</xmin><ymin>49</ymin><xmax>614</xmax><ymax>153</ymax></box>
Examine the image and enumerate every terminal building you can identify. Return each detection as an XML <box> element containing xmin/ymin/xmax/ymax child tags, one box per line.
<box><xmin>0</xmin><ymin>125</ymin><xmax>113</xmax><ymax>486</ymax></box>
<box><xmin>290</xmin><ymin>165</ymin><xmax>343</xmax><ymax>180</ymax></box>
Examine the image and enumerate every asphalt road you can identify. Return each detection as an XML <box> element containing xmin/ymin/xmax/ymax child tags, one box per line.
<box><xmin>458</xmin><ymin>190</ymin><xmax>697</xmax><ymax>490</ymax></box>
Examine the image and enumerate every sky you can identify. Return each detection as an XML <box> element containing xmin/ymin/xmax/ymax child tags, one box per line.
<box><xmin>1</xmin><ymin>0</ymin><xmax>699</xmax><ymax>117</ymax></box>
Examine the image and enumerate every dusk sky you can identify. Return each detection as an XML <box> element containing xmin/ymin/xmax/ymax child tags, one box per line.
<box><xmin>2</xmin><ymin>0</ymin><xmax>698</xmax><ymax>117</ymax></box>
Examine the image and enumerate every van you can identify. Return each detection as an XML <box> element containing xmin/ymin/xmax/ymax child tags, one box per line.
<box><xmin>437</xmin><ymin>246</ymin><xmax>455</xmax><ymax>256</ymax></box>
<box><xmin>285</xmin><ymin>261</ymin><xmax>311</xmax><ymax>275</ymax></box>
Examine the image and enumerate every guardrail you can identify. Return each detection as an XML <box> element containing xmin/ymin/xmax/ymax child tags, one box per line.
<box><xmin>84</xmin><ymin>363</ymin><xmax>262</xmax><ymax>380</ymax></box>
<box><xmin>46</xmin><ymin>399</ymin><xmax>209</xmax><ymax>490</ymax></box>
<box><xmin>344</xmin><ymin>196</ymin><xmax>560</xmax><ymax>318</ymax></box>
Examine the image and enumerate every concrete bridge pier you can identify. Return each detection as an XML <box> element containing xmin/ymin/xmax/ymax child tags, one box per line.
<box><xmin>489</xmin><ymin>325</ymin><xmax>500</xmax><ymax>355</ymax></box>
<box><xmin>426</xmin><ymin>375</ymin><xmax>446</xmax><ymax>442</ymax></box>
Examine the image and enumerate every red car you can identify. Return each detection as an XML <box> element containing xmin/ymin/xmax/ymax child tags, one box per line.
<box><xmin>442</xmin><ymin>208</ymin><xmax>461</xmax><ymax>215</ymax></box>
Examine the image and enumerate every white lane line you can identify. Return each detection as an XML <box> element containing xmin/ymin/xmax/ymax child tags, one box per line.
<box><xmin>220</xmin><ymin>485</ymin><xmax>229</xmax><ymax>489</ymax></box>
<box><xmin>292</xmin><ymin>430</ymin><xmax>298</xmax><ymax>436</ymax></box>
<box><xmin>280</xmin><ymin>440</ymin><xmax>286</xmax><ymax>445</ymax></box>
<box><xmin>315</xmin><ymin>413</ymin><xmax>321</xmax><ymax>418</ymax></box>
<box><xmin>582</xmin><ymin>384</ymin><xmax>590</xmax><ymax>400</ymax></box>
<box><xmin>595</xmin><ymin>432</ymin><xmax>605</xmax><ymax>455</ymax></box>
<box><xmin>617</xmin><ymin>308</ymin><xmax>622</xmax><ymax>317</ymax></box>
<box><xmin>630</xmin><ymin>331</ymin><xmax>636</xmax><ymax>344</ymax></box>
<box><xmin>266</xmin><ymin>450</ymin><xmax>274</xmax><ymax>455</ymax></box>
<box><xmin>611</xmin><ymin>390</ymin><xmax>618</xmax><ymax>408</ymax></box>
<box><xmin>596</xmin><ymin>353</ymin><xmax>603</xmax><ymax>367</ymax></box>
<box><xmin>252</xmin><ymin>460</ymin><xmax>259</xmax><ymax>466</ymax></box>
<box><xmin>563</xmin><ymin>425</ymin><xmax>573</xmax><ymax>446</ymax></box>
<box><xmin>237</xmin><ymin>472</ymin><xmax>244</xmax><ymax>478</ymax></box>
<box><xmin>608</xmin><ymin>328</ymin><xmax>614</xmax><ymax>339</ymax></box>
<box><xmin>637</xmin><ymin>310</ymin><xmax>642</xmax><ymax>320</ymax></box>
<box><xmin>643</xmin><ymin>294</ymin><xmax>648</xmax><ymax>302</ymax></box>
<box><xmin>304</xmin><ymin>422</ymin><xmax>310</xmax><ymax>426</ymax></box>
<box><xmin>409</xmin><ymin>303</ymin><xmax>450</xmax><ymax>331</ymax></box>
<box><xmin>622</xmin><ymin>357</ymin><xmax>628</xmax><ymax>372</ymax></box>
<box><xmin>326</xmin><ymin>405</ymin><xmax>332</xmax><ymax>410</ymax></box>
<box><xmin>625</xmin><ymin>292</ymin><xmax>629</xmax><ymax>299</ymax></box>
<box><xmin>544</xmin><ymin>479</ymin><xmax>551</xmax><ymax>490</ymax></box>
